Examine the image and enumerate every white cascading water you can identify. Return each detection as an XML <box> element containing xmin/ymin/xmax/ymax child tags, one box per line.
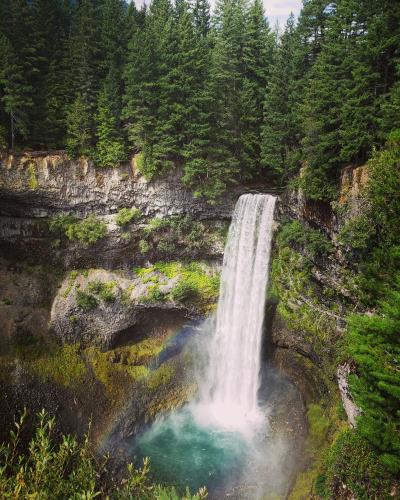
<box><xmin>196</xmin><ymin>194</ymin><xmax>276</xmax><ymax>432</ymax></box>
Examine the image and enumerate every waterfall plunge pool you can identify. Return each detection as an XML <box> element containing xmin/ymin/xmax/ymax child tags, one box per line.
<box><xmin>134</xmin><ymin>406</ymin><xmax>251</xmax><ymax>494</ymax></box>
<box><xmin>129</xmin><ymin>363</ymin><xmax>305</xmax><ymax>499</ymax></box>
<box><xmin>108</xmin><ymin>195</ymin><xmax>306</xmax><ymax>498</ymax></box>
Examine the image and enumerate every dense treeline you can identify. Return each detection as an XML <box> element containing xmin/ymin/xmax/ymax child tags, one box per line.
<box><xmin>0</xmin><ymin>0</ymin><xmax>399</xmax><ymax>200</ymax></box>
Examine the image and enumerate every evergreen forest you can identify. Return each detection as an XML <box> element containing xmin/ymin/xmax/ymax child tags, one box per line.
<box><xmin>0</xmin><ymin>0</ymin><xmax>399</xmax><ymax>201</ymax></box>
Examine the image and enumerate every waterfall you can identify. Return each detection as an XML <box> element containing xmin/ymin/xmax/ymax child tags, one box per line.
<box><xmin>197</xmin><ymin>194</ymin><xmax>276</xmax><ymax>431</ymax></box>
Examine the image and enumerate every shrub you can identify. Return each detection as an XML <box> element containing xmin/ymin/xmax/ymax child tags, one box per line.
<box><xmin>48</xmin><ymin>213</ymin><xmax>77</xmax><ymax>235</ymax></box>
<box><xmin>319</xmin><ymin>429</ymin><xmax>395</xmax><ymax>499</ymax></box>
<box><xmin>115</xmin><ymin>207</ymin><xmax>142</xmax><ymax>227</ymax></box>
<box><xmin>143</xmin><ymin>217</ymin><xmax>169</xmax><ymax>236</ymax></box>
<box><xmin>66</xmin><ymin>215</ymin><xmax>107</xmax><ymax>246</ymax></box>
<box><xmin>141</xmin><ymin>284</ymin><xmax>167</xmax><ymax>304</ymax></box>
<box><xmin>171</xmin><ymin>280</ymin><xmax>199</xmax><ymax>304</ymax></box>
<box><xmin>76</xmin><ymin>290</ymin><xmax>98</xmax><ymax>311</ymax></box>
<box><xmin>121</xmin><ymin>232</ymin><xmax>131</xmax><ymax>241</ymax></box>
<box><xmin>135</xmin><ymin>262</ymin><xmax>219</xmax><ymax>311</ymax></box>
<box><xmin>278</xmin><ymin>220</ymin><xmax>332</xmax><ymax>259</ymax></box>
<box><xmin>139</xmin><ymin>239</ymin><xmax>150</xmax><ymax>254</ymax></box>
<box><xmin>0</xmin><ymin>410</ymin><xmax>98</xmax><ymax>498</ymax></box>
<box><xmin>87</xmin><ymin>280</ymin><xmax>116</xmax><ymax>303</ymax></box>
<box><xmin>27</xmin><ymin>162</ymin><xmax>38</xmax><ymax>189</ymax></box>
<box><xmin>0</xmin><ymin>410</ymin><xmax>208</xmax><ymax>499</ymax></box>
<box><xmin>338</xmin><ymin>213</ymin><xmax>376</xmax><ymax>250</ymax></box>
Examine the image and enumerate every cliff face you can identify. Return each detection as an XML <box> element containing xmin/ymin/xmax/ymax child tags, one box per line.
<box><xmin>266</xmin><ymin>165</ymin><xmax>368</xmax><ymax>498</ymax></box>
<box><xmin>0</xmin><ymin>152</ymin><xmax>237</xmax><ymax>218</ymax></box>
<box><xmin>0</xmin><ymin>152</ymin><xmax>241</xmax><ymax>268</ymax></box>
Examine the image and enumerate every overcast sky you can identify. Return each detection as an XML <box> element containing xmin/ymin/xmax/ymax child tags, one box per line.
<box><xmin>264</xmin><ymin>0</ymin><xmax>302</xmax><ymax>28</ymax></box>
<box><xmin>132</xmin><ymin>0</ymin><xmax>303</xmax><ymax>29</ymax></box>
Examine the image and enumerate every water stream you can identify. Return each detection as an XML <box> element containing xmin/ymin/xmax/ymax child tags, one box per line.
<box><xmin>133</xmin><ymin>194</ymin><xmax>296</xmax><ymax>498</ymax></box>
<box><xmin>197</xmin><ymin>194</ymin><xmax>276</xmax><ymax>431</ymax></box>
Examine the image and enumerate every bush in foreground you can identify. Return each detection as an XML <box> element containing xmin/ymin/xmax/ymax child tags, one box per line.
<box><xmin>0</xmin><ymin>410</ymin><xmax>207</xmax><ymax>499</ymax></box>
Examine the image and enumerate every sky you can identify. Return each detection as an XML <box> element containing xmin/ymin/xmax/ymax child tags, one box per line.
<box><xmin>132</xmin><ymin>0</ymin><xmax>303</xmax><ymax>29</ymax></box>
<box><xmin>264</xmin><ymin>0</ymin><xmax>302</xmax><ymax>29</ymax></box>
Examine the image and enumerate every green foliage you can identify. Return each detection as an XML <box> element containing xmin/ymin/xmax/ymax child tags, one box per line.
<box><xmin>261</xmin><ymin>14</ymin><xmax>298</xmax><ymax>184</ymax></box>
<box><xmin>170</xmin><ymin>263</ymin><xmax>219</xmax><ymax>309</ymax></box>
<box><xmin>135</xmin><ymin>262</ymin><xmax>219</xmax><ymax>312</ymax></box>
<box><xmin>0</xmin><ymin>410</ymin><xmax>208</xmax><ymax>499</ymax></box>
<box><xmin>139</xmin><ymin>239</ymin><xmax>150</xmax><ymax>254</ymax></box>
<box><xmin>135</xmin><ymin>151</ymin><xmax>158</xmax><ymax>180</ymax></box>
<box><xmin>28</xmin><ymin>343</ymin><xmax>87</xmax><ymax>389</ymax></box>
<box><xmin>147</xmin><ymin>364</ymin><xmax>174</xmax><ymax>391</ymax></box>
<box><xmin>0</xmin><ymin>410</ymin><xmax>98</xmax><ymax>498</ymax></box>
<box><xmin>66</xmin><ymin>95</ymin><xmax>94</xmax><ymax>158</ymax></box>
<box><xmin>76</xmin><ymin>290</ymin><xmax>98</xmax><ymax>311</ymax></box>
<box><xmin>140</xmin><ymin>284</ymin><xmax>167</xmax><ymax>304</ymax></box>
<box><xmin>346</xmin><ymin>279</ymin><xmax>400</xmax><ymax>474</ymax></box>
<box><xmin>271</xmin><ymin>231</ymin><xmax>339</xmax><ymax>358</ymax></box>
<box><xmin>66</xmin><ymin>215</ymin><xmax>107</xmax><ymax>247</ymax></box>
<box><xmin>27</xmin><ymin>162</ymin><xmax>38</xmax><ymax>189</ymax></box>
<box><xmin>49</xmin><ymin>214</ymin><xmax>107</xmax><ymax>247</ymax></box>
<box><xmin>85</xmin><ymin>346</ymin><xmax>149</xmax><ymax>402</ymax></box>
<box><xmin>339</xmin><ymin>135</ymin><xmax>400</xmax><ymax>304</ymax></box>
<box><xmin>115</xmin><ymin>207</ymin><xmax>142</xmax><ymax>227</ymax></box>
<box><xmin>48</xmin><ymin>214</ymin><xmax>77</xmax><ymax>236</ymax></box>
<box><xmin>94</xmin><ymin>83</ymin><xmax>126</xmax><ymax>167</ymax></box>
<box><xmin>140</xmin><ymin>215</ymin><xmax>221</xmax><ymax>258</ymax></box>
<box><xmin>87</xmin><ymin>280</ymin><xmax>116</xmax><ymax>303</ymax></box>
<box><xmin>170</xmin><ymin>280</ymin><xmax>199</xmax><ymax>304</ymax></box>
<box><xmin>1</xmin><ymin>0</ymin><xmax>399</xmax><ymax>208</ymax></box>
<box><xmin>278</xmin><ymin>220</ymin><xmax>333</xmax><ymax>259</ymax></box>
<box><xmin>306</xmin><ymin>404</ymin><xmax>331</xmax><ymax>452</ymax></box>
<box><xmin>337</xmin><ymin>214</ymin><xmax>376</xmax><ymax>251</ymax></box>
<box><xmin>319</xmin><ymin>429</ymin><xmax>396</xmax><ymax>499</ymax></box>
<box><xmin>288</xmin><ymin>402</ymin><xmax>343</xmax><ymax>500</ymax></box>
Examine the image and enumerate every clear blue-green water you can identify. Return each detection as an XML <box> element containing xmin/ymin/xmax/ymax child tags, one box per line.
<box><xmin>134</xmin><ymin>407</ymin><xmax>251</xmax><ymax>493</ymax></box>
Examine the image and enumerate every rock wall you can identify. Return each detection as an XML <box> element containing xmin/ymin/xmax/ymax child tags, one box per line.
<box><xmin>0</xmin><ymin>152</ymin><xmax>246</xmax><ymax>268</ymax></box>
<box><xmin>0</xmin><ymin>151</ymin><xmax>239</xmax><ymax>218</ymax></box>
<box><xmin>269</xmin><ymin>165</ymin><xmax>367</xmax><ymax>424</ymax></box>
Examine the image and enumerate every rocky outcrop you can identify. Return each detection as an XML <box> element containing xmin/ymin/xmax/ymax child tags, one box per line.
<box><xmin>0</xmin><ymin>152</ymin><xmax>237</xmax><ymax>268</ymax></box>
<box><xmin>270</xmin><ymin>165</ymin><xmax>368</xmax><ymax>425</ymax></box>
<box><xmin>0</xmin><ymin>152</ymin><xmax>238</xmax><ymax>219</ymax></box>
<box><xmin>51</xmin><ymin>268</ymin><xmax>195</xmax><ymax>348</ymax></box>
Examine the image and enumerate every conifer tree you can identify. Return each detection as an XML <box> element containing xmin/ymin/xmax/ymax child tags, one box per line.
<box><xmin>66</xmin><ymin>0</ymin><xmax>102</xmax><ymax>156</ymax></box>
<box><xmin>94</xmin><ymin>0</ymin><xmax>128</xmax><ymax>165</ymax></box>
<box><xmin>65</xmin><ymin>95</ymin><xmax>92</xmax><ymax>157</ymax></box>
<box><xmin>241</xmin><ymin>0</ymin><xmax>275</xmax><ymax>177</ymax></box>
<box><xmin>31</xmin><ymin>0</ymin><xmax>71</xmax><ymax>148</ymax></box>
<box><xmin>193</xmin><ymin>0</ymin><xmax>211</xmax><ymax>37</ymax></box>
<box><xmin>347</xmin><ymin>280</ymin><xmax>400</xmax><ymax>474</ymax></box>
<box><xmin>0</xmin><ymin>33</ymin><xmax>33</xmax><ymax>148</ymax></box>
<box><xmin>0</xmin><ymin>0</ymin><xmax>38</xmax><ymax>148</ymax></box>
<box><xmin>95</xmin><ymin>74</ymin><xmax>126</xmax><ymax>167</ymax></box>
<box><xmin>123</xmin><ymin>0</ymin><xmax>175</xmax><ymax>177</ymax></box>
<box><xmin>260</xmin><ymin>14</ymin><xmax>297</xmax><ymax>183</ymax></box>
<box><xmin>209</xmin><ymin>0</ymin><xmax>248</xmax><ymax>177</ymax></box>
